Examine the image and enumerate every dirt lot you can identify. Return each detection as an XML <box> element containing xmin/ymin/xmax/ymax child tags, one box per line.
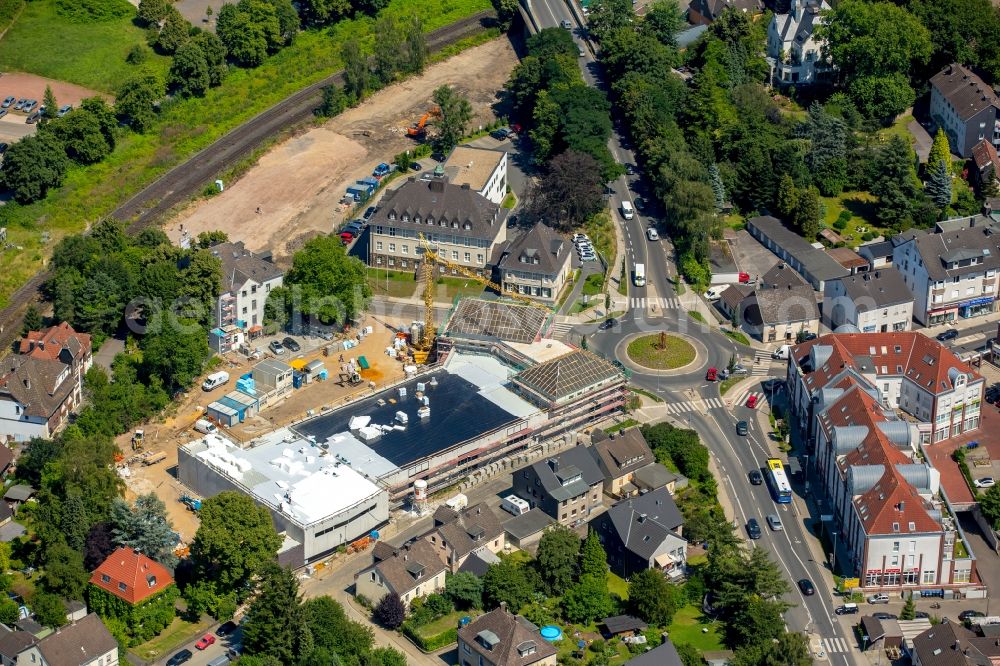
<box><xmin>119</xmin><ymin>316</ymin><xmax>407</xmax><ymax>542</ymax></box>
<box><xmin>164</xmin><ymin>37</ymin><xmax>519</xmax><ymax>265</ymax></box>
<box><xmin>0</xmin><ymin>73</ymin><xmax>107</xmax><ymax>143</ymax></box>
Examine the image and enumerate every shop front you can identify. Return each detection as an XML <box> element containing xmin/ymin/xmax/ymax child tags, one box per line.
<box><xmin>959</xmin><ymin>296</ymin><xmax>996</xmax><ymax>319</ymax></box>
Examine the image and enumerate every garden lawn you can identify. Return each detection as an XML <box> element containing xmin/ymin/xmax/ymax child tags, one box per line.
<box><xmin>414</xmin><ymin>609</ymin><xmax>481</xmax><ymax>641</ymax></box>
<box><xmin>581</xmin><ymin>272</ymin><xmax>605</xmax><ymax>297</ymax></box>
<box><xmin>0</xmin><ymin>0</ymin><xmax>491</xmax><ymax>308</ymax></box>
<box><xmin>666</xmin><ymin>605</ymin><xmax>724</xmax><ymax>652</ymax></box>
<box><xmin>606</xmin><ymin>572</ymin><xmax>629</xmax><ymax>599</ymax></box>
<box><xmin>432</xmin><ymin>276</ymin><xmax>487</xmax><ymax>301</ymax></box>
<box><xmin>626</xmin><ymin>334</ymin><xmax>695</xmax><ymax>370</ymax></box>
<box><xmin>129</xmin><ymin>616</ymin><xmax>213</xmax><ymax>662</ymax></box>
<box><xmin>0</xmin><ymin>0</ymin><xmax>171</xmax><ymax>93</ymax></box>
<box><xmin>367</xmin><ymin>268</ymin><xmax>416</xmax><ymax>298</ymax></box>
<box><xmin>605</xmin><ymin>418</ymin><xmax>639</xmax><ymax>434</ymax></box>
<box><xmin>820</xmin><ymin>191</ymin><xmax>879</xmax><ymax>245</ymax></box>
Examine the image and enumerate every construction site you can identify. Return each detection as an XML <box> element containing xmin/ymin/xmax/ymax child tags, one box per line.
<box><xmin>175</xmin><ymin>298</ymin><xmax>628</xmax><ymax>566</ymax></box>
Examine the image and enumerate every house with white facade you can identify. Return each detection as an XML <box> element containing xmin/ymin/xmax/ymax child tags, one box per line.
<box><xmin>929</xmin><ymin>63</ymin><xmax>1000</xmax><ymax>159</ymax></box>
<box><xmin>355</xmin><ymin>537</ymin><xmax>448</xmax><ymax>609</ymax></box>
<box><xmin>497</xmin><ymin>223</ymin><xmax>572</xmax><ymax>303</ymax></box>
<box><xmin>766</xmin><ymin>0</ymin><xmax>831</xmax><ymax>86</ymax></box>
<box><xmin>210</xmin><ymin>241</ymin><xmax>284</xmax><ymax>333</ymax></box>
<box><xmin>443</xmin><ymin>146</ymin><xmax>508</xmax><ymax>205</ymax></box>
<box><xmin>590</xmin><ymin>489</ymin><xmax>687</xmax><ymax>580</ymax></box>
<box><xmin>823</xmin><ymin>268</ymin><xmax>914</xmax><ymax>333</ymax></box>
<box><xmin>892</xmin><ymin>214</ymin><xmax>1000</xmax><ymax>326</ymax></box>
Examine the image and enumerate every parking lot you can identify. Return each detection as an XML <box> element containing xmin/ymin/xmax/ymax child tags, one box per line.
<box><xmin>726</xmin><ymin>228</ymin><xmax>781</xmax><ymax>282</ymax></box>
<box><xmin>0</xmin><ymin>72</ymin><xmax>107</xmax><ymax>144</ymax></box>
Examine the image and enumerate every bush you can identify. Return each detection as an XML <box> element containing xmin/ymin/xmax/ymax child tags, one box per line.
<box><xmin>55</xmin><ymin>0</ymin><xmax>134</xmax><ymax>22</ymax></box>
<box><xmin>402</xmin><ymin>622</ymin><xmax>458</xmax><ymax>651</ymax></box>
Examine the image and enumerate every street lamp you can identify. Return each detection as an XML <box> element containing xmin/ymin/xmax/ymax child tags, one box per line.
<box><xmin>831</xmin><ymin>531</ymin><xmax>838</xmax><ymax>573</ymax></box>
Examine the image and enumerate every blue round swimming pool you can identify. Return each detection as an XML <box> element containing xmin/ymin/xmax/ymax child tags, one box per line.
<box><xmin>540</xmin><ymin>626</ymin><xmax>562</xmax><ymax>641</ymax></box>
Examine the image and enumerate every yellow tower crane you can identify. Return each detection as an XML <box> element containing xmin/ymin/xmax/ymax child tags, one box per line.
<box><xmin>409</xmin><ymin>234</ymin><xmax>551</xmax><ymax>364</ymax></box>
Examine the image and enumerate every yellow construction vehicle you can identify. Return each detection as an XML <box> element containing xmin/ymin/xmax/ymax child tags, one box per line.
<box><xmin>410</xmin><ymin>234</ymin><xmax>551</xmax><ymax>364</ymax></box>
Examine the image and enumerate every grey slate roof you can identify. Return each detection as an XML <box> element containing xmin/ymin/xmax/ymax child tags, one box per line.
<box><xmin>591</xmin><ymin>429</ymin><xmax>654</xmax><ymax>480</ymax></box>
<box><xmin>457</xmin><ymin>548</ymin><xmax>499</xmax><ymax>577</ymax></box>
<box><xmin>859</xmin><ymin>240</ymin><xmax>894</xmax><ymax>262</ymax></box>
<box><xmin>911</xmin><ymin>621</ymin><xmax>988</xmax><ymax>666</ymax></box>
<box><xmin>498</xmin><ymin>223</ymin><xmax>570</xmax><ymax>277</ymax></box>
<box><xmin>503</xmin><ymin>508</ymin><xmax>555</xmax><ymax>540</ymax></box>
<box><xmin>747</xmin><ymin>216</ymin><xmax>850</xmax><ymax>282</ymax></box>
<box><xmin>513</xmin><ymin>350</ymin><xmax>621</xmax><ymax>403</ymax></box>
<box><xmin>366</xmin><ymin>537</ymin><xmax>446</xmax><ymax>597</ymax></box>
<box><xmin>434</xmin><ymin>503</ymin><xmax>505</xmax><ymax>560</ymax></box>
<box><xmin>760</xmin><ymin>262</ymin><xmax>808</xmax><ymax>289</ymax></box>
<box><xmin>529</xmin><ymin>447</ymin><xmax>605</xmax><ymax>502</ymax></box>
<box><xmin>602</xmin><ymin>615</ymin><xmax>647</xmax><ymax>635</ymax></box>
<box><xmin>373</xmin><ymin>178</ymin><xmax>507</xmax><ymax>242</ymax></box>
<box><xmin>0</xmin><ymin>355</ymin><xmax>75</xmax><ymax>420</ymax></box>
<box><xmin>930</xmin><ymin>63</ymin><xmax>1000</xmax><ymax>122</ymax></box>
<box><xmin>894</xmin><ymin>216</ymin><xmax>1000</xmax><ymax>280</ymax></box>
<box><xmin>744</xmin><ymin>285</ymin><xmax>819</xmax><ymax>326</ymax></box>
<box><xmin>633</xmin><ymin>463</ymin><xmax>679</xmax><ymax>490</ymax></box>
<box><xmin>832</xmin><ymin>268</ymin><xmax>913</xmax><ymax>309</ymax></box>
<box><xmin>0</xmin><ymin>522</ymin><xmax>25</xmax><ymax>542</ymax></box>
<box><xmin>36</xmin><ymin>614</ymin><xmax>118</xmax><ymax>666</ymax></box>
<box><xmin>690</xmin><ymin>0</ymin><xmax>760</xmax><ymax>20</ymax></box>
<box><xmin>624</xmin><ymin>640</ymin><xmax>685</xmax><ymax>666</ymax></box>
<box><xmin>604</xmin><ymin>489</ymin><xmax>684</xmax><ymax>560</ymax></box>
<box><xmin>3</xmin><ymin>485</ymin><xmax>35</xmax><ymax>502</ymax></box>
<box><xmin>457</xmin><ymin>607</ymin><xmax>557</xmax><ymax>666</ymax></box>
<box><xmin>210</xmin><ymin>241</ymin><xmax>283</xmax><ymax>294</ymax></box>
<box><xmin>0</xmin><ymin>626</ymin><xmax>37</xmax><ymax>661</ymax></box>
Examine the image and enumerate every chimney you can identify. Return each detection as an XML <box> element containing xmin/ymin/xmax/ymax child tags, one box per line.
<box><xmin>429</xmin><ymin>180</ymin><xmax>445</xmax><ymax>193</ymax></box>
<box><xmin>500</xmin><ymin>601</ymin><xmax>507</xmax><ymax>611</ymax></box>
<box><xmin>22</xmin><ymin>377</ymin><xmax>29</xmax><ymax>390</ymax></box>
<box><xmin>548</xmin><ymin>458</ymin><xmax>559</xmax><ymax>473</ymax></box>
<box><xmin>638</xmin><ymin>514</ymin><xmax>647</xmax><ymax>523</ymax></box>
<box><xmin>461</xmin><ymin>183</ymin><xmax>471</xmax><ymax>190</ymax></box>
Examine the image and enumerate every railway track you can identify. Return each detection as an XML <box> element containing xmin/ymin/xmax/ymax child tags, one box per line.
<box><xmin>0</xmin><ymin>11</ymin><xmax>495</xmax><ymax>352</ymax></box>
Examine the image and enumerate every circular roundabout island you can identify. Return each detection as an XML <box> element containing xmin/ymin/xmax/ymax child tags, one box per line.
<box><xmin>625</xmin><ymin>332</ymin><xmax>697</xmax><ymax>370</ymax></box>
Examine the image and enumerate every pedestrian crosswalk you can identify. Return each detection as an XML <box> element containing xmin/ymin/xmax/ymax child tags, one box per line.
<box><xmin>662</xmin><ymin>397</ymin><xmax>725</xmax><ymax>415</ymax></box>
<box><xmin>630</xmin><ymin>297</ymin><xmax>681</xmax><ymax>310</ymax></box>
<box><xmin>820</xmin><ymin>637</ymin><xmax>851</xmax><ymax>654</ymax></box>
<box><xmin>732</xmin><ymin>390</ymin><xmax>764</xmax><ymax>407</ymax></box>
<box><xmin>547</xmin><ymin>320</ymin><xmax>574</xmax><ymax>339</ymax></box>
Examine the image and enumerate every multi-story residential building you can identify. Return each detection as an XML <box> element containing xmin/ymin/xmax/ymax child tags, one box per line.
<box><xmin>355</xmin><ymin>537</ymin><xmax>448</xmax><ymax>608</ymax></box>
<box><xmin>766</xmin><ymin>0</ymin><xmax>831</xmax><ymax>86</ymax></box>
<box><xmin>972</xmin><ymin>139</ymin><xmax>1000</xmax><ymax>192</ymax></box>
<box><xmin>746</xmin><ymin>216</ymin><xmax>849</xmax><ymax>291</ymax></box>
<box><xmin>590</xmin><ymin>489</ymin><xmax>687</xmax><ymax>580</ymax></box>
<box><xmin>427</xmin><ymin>502</ymin><xmax>505</xmax><ymax>573</ymax></box>
<box><xmin>512</xmin><ymin>447</ymin><xmax>604</xmax><ymax>527</ymax></box>
<box><xmin>89</xmin><ymin>547</ymin><xmax>175</xmax><ymax>607</ymax></box>
<box><xmin>589</xmin><ymin>428</ymin><xmax>655</xmax><ymax>498</ymax></box>
<box><xmin>892</xmin><ymin>214</ymin><xmax>1000</xmax><ymax>325</ymax></box>
<box><xmin>788</xmin><ymin>332</ymin><xmax>984</xmax><ymax>445</ymax></box>
<box><xmin>457</xmin><ymin>606</ymin><xmax>557</xmax><ymax>666</ymax></box>
<box><xmin>369</xmin><ymin>178</ymin><xmax>508</xmax><ymax>276</ymax></box>
<box><xmin>823</xmin><ymin>268</ymin><xmax>914</xmax><ymax>333</ymax></box>
<box><xmin>0</xmin><ymin>613</ymin><xmax>120</xmax><ymax>666</ymax></box>
<box><xmin>0</xmin><ymin>355</ymin><xmax>81</xmax><ymax>442</ymax></box>
<box><xmin>688</xmin><ymin>0</ymin><xmax>761</xmax><ymax>25</ymax></box>
<box><xmin>443</xmin><ymin>146</ymin><xmax>508</xmax><ymax>205</ymax></box>
<box><xmin>497</xmin><ymin>223</ymin><xmax>572</xmax><ymax>303</ymax></box>
<box><xmin>790</xmin><ymin>341</ymin><xmax>977</xmax><ymax>590</ymax></box>
<box><xmin>18</xmin><ymin>322</ymin><xmax>92</xmax><ymax>383</ymax></box>
<box><xmin>739</xmin><ymin>284</ymin><xmax>820</xmax><ymax>342</ymax></box>
<box><xmin>929</xmin><ymin>63</ymin><xmax>1000</xmax><ymax>159</ymax></box>
<box><xmin>210</xmin><ymin>241</ymin><xmax>284</xmax><ymax>332</ymax></box>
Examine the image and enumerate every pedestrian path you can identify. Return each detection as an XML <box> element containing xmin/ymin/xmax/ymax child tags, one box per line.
<box><xmin>662</xmin><ymin>397</ymin><xmax>725</xmax><ymax>415</ymax></box>
<box><xmin>630</xmin><ymin>296</ymin><xmax>681</xmax><ymax>310</ymax></box>
<box><xmin>820</xmin><ymin>637</ymin><xmax>851</xmax><ymax>654</ymax></box>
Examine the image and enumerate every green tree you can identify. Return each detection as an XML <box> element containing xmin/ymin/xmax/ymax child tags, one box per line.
<box><xmin>42</xmin><ymin>85</ymin><xmax>57</xmax><ymax>122</ymax></box>
<box><xmin>901</xmin><ymin>594</ymin><xmax>916</xmax><ymax>620</ymax></box>
<box><xmin>872</xmin><ymin>135</ymin><xmax>921</xmax><ymax>233</ymax></box>
<box><xmin>561</xmin><ymin>575</ymin><xmax>612</xmax><ymax>624</ymax></box>
<box><xmin>341</xmin><ymin>39</ymin><xmax>368</xmax><ymax>102</ymax></box>
<box><xmin>846</xmin><ymin>72</ymin><xmax>917</xmax><ymax>122</ymax></box>
<box><xmin>126</xmin><ymin>43</ymin><xmax>149</xmax><ymax>64</ymax></box>
<box><xmin>801</xmin><ymin>103</ymin><xmax>848</xmax><ymax>196</ymax></box>
<box><xmin>109</xmin><ymin>493</ymin><xmax>177</xmax><ymax>567</ymax></box>
<box><xmin>928</xmin><ymin>127</ymin><xmax>951</xmax><ymax>168</ymax></box>
<box><xmin>49</xmin><ymin>104</ymin><xmax>114</xmax><ymax>164</ymax></box>
<box><xmin>373</xmin><ymin>593</ymin><xmax>405</xmax><ymax>629</ymax></box>
<box><xmin>709</xmin><ymin>163</ymin><xmax>726</xmax><ymax>212</ymax></box>
<box><xmin>524</xmin><ymin>149</ymin><xmax>605</xmax><ymax>231</ymax></box>
<box><xmin>925</xmin><ymin>160</ymin><xmax>952</xmax><ymax>211</ymax></box>
<box><xmin>432</xmin><ymin>85</ymin><xmax>473</xmax><ymax>153</ymax></box>
<box><xmin>273</xmin><ymin>235</ymin><xmax>370</xmax><ymax>325</ymax></box>
<box><xmin>156</xmin><ymin>7</ymin><xmax>191</xmax><ymax>54</ymax></box>
<box><xmin>536</xmin><ymin>525</ymin><xmax>582</xmax><ymax>594</ymax></box>
<box><xmin>270</xmin><ymin>0</ymin><xmax>299</xmax><ymax>45</ymax></box>
<box><xmin>139</xmin><ymin>318</ymin><xmax>211</xmax><ymax>392</ymax></box>
<box><xmin>296</xmin><ymin>0</ymin><xmax>350</xmax><ymax>26</ymax></box>
<box><xmin>196</xmin><ymin>230</ymin><xmax>228</xmax><ymax>248</ymax></box>
<box><xmin>642</xmin><ymin>0</ymin><xmax>684</xmax><ymax>46</ymax></box>
<box><xmin>136</xmin><ymin>0</ymin><xmax>169</xmax><ymax>26</ymax></box>
<box><xmin>580</xmin><ymin>530</ymin><xmax>607</xmax><ymax>579</ymax></box>
<box><xmin>404</xmin><ymin>16</ymin><xmax>427</xmax><ymax>74</ymax></box>
<box><xmin>169</xmin><ymin>40</ymin><xmax>211</xmax><ymax>97</ymax></box>
<box><xmin>731</xmin><ymin>631</ymin><xmax>812</xmax><ymax>666</ymax></box>
<box><xmin>978</xmin><ymin>483</ymin><xmax>1000</xmax><ymax>528</ymax></box>
<box><xmin>302</xmin><ymin>596</ymin><xmax>374</xmax><ymax>659</ymax></box>
<box><xmin>482</xmin><ymin>561</ymin><xmax>537</xmax><ymax>612</ymax></box>
<box><xmin>587</xmin><ymin>0</ymin><xmax>634</xmax><ymax>43</ymax></box>
<box><xmin>116</xmin><ymin>71</ymin><xmax>164</xmax><ymax>133</ymax></box>
<box><xmin>628</xmin><ymin>568</ymin><xmax>681</xmax><ymax>625</ymax></box>
<box><xmin>445</xmin><ymin>572</ymin><xmax>483</xmax><ymax>610</ymax></box>
<box><xmin>372</xmin><ymin>16</ymin><xmax>402</xmax><ymax>85</ymax></box>
<box><xmin>216</xmin><ymin>2</ymin><xmax>269</xmax><ymax>67</ymax></box>
<box><xmin>190</xmin><ymin>492</ymin><xmax>282</xmax><ymax>592</ymax></box>
<box><xmin>1</xmin><ymin>132</ymin><xmax>69</xmax><ymax>203</ymax></box>
<box><xmin>21</xmin><ymin>305</ymin><xmax>42</xmax><ymax>334</ymax></box>
<box><xmin>32</xmin><ymin>592</ymin><xmax>69</xmax><ymax>628</ymax></box>
<box><xmin>491</xmin><ymin>0</ymin><xmax>518</xmax><ymax>30</ymax></box>
<box><xmin>0</xmin><ymin>598</ymin><xmax>18</xmax><ymax>625</ymax></box>
<box><xmin>242</xmin><ymin>563</ymin><xmax>309</xmax><ymax>663</ymax></box>
<box><xmin>794</xmin><ymin>187</ymin><xmax>820</xmax><ymax>242</ymax></box>
<box><xmin>61</xmin><ymin>493</ymin><xmax>89</xmax><ymax>552</ymax></box>
<box><xmin>317</xmin><ymin>84</ymin><xmax>347</xmax><ymax>117</ymax></box>
<box><xmin>41</xmin><ymin>541</ymin><xmax>89</xmax><ymax>600</ymax></box>
<box><xmin>775</xmin><ymin>174</ymin><xmax>798</xmax><ymax>219</ymax></box>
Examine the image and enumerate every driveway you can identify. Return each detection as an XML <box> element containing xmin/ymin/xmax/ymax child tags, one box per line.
<box><xmin>93</xmin><ymin>336</ymin><xmax>125</xmax><ymax>371</ymax></box>
<box><xmin>463</xmin><ymin>135</ymin><xmax>533</xmax><ymax>200</ymax></box>
<box><xmin>727</xmin><ymin>228</ymin><xmax>780</xmax><ymax>280</ymax></box>
<box><xmin>909</xmin><ymin>119</ymin><xmax>934</xmax><ymax>163</ymax></box>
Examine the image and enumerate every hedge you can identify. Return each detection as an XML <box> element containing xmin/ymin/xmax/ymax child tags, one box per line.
<box><xmin>402</xmin><ymin>622</ymin><xmax>458</xmax><ymax>652</ymax></box>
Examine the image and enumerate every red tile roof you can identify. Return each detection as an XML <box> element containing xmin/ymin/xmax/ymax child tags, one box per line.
<box><xmin>18</xmin><ymin>322</ymin><xmax>91</xmax><ymax>364</ymax></box>
<box><xmin>89</xmin><ymin>547</ymin><xmax>173</xmax><ymax>605</ymax></box>
<box><xmin>854</xmin><ymin>466</ymin><xmax>940</xmax><ymax>535</ymax></box>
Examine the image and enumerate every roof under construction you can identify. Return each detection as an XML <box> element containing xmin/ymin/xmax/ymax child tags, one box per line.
<box><xmin>513</xmin><ymin>350</ymin><xmax>622</xmax><ymax>403</ymax></box>
<box><xmin>443</xmin><ymin>298</ymin><xmax>548</xmax><ymax>344</ymax></box>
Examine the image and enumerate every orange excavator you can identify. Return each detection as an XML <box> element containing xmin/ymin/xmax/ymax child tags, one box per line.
<box><xmin>406</xmin><ymin>107</ymin><xmax>440</xmax><ymax>139</ymax></box>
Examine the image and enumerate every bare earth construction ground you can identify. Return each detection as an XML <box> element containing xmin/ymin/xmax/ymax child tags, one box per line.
<box><xmin>165</xmin><ymin>38</ymin><xmax>519</xmax><ymax>264</ymax></box>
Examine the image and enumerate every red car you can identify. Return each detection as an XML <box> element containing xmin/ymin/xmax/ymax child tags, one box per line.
<box><xmin>195</xmin><ymin>634</ymin><xmax>216</xmax><ymax>650</ymax></box>
<box><xmin>339</xmin><ymin>231</ymin><xmax>354</xmax><ymax>244</ymax></box>
<box><xmin>746</xmin><ymin>394</ymin><xmax>758</xmax><ymax>409</ymax></box>
<box><xmin>706</xmin><ymin>367</ymin><xmax>718</xmax><ymax>381</ymax></box>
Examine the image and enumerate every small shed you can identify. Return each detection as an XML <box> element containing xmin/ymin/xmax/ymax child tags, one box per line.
<box><xmin>860</xmin><ymin>616</ymin><xmax>886</xmax><ymax>649</ymax></box>
<box><xmin>503</xmin><ymin>508</ymin><xmax>554</xmax><ymax>552</ymax></box>
<box><xmin>207</xmin><ymin>390</ymin><xmax>259</xmax><ymax>426</ymax></box>
<box><xmin>633</xmin><ymin>463</ymin><xmax>684</xmax><ymax>495</ymax></box>
<box><xmin>0</xmin><ymin>522</ymin><xmax>26</xmax><ymax>542</ymax></box>
<box><xmin>3</xmin><ymin>485</ymin><xmax>35</xmax><ymax>512</ymax></box>
<box><xmin>63</xmin><ymin>600</ymin><xmax>88</xmax><ymax>623</ymax></box>
<box><xmin>303</xmin><ymin>360</ymin><xmax>328</xmax><ymax>382</ymax></box>
<box><xmin>601</xmin><ymin>615</ymin><xmax>647</xmax><ymax>638</ymax></box>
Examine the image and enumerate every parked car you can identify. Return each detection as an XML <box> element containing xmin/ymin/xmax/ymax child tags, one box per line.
<box><xmin>598</xmin><ymin>318</ymin><xmax>617</xmax><ymax>331</ymax></box>
<box><xmin>873</xmin><ymin>612</ymin><xmax>897</xmax><ymax>621</ymax></box>
<box><xmin>937</xmin><ymin>328</ymin><xmax>959</xmax><ymax>342</ymax></box>
<box><xmin>975</xmin><ymin>477</ymin><xmax>995</xmax><ymax>488</ymax></box>
<box><xmin>22</xmin><ymin>100</ymin><xmax>37</xmax><ymax>113</ymax></box>
<box><xmin>798</xmin><ymin>579</ymin><xmax>815</xmax><ymax>596</ymax></box>
<box><xmin>410</xmin><ymin>161</ymin><xmax>422</xmax><ymax>171</ymax></box>
<box><xmin>13</xmin><ymin>98</ymin><xmax>26</xmax><ymax>110</ymax></box>
<box><xmin>25</xmin><ymin>111</ymin><xmax>40</xmax><ymax>124</ymax></box>
<box><xmin>1</xmin><ymin>96</ymin><xmax>14</xmax><ymax>108</ymax></box>
<box><xmin>915</xmin><ymin>611</ymin><xmax>930</xmax><ymax>619</ymax></box>
<box><xmin>0</xmin><ymin>143</ymin><xmax>9</xmax><ymax>153</ymax></box>
<box><xmin>766</xmin><ymin>513</ymin><xmax>783</xmax><ymax>531</ymax></box>
<box><xmin>959</xmin><ymin>610</ymin><xmax>985</xmax><ymax>621</ymax></box>
<box><xmin>736</xmin><ymin>420</ymin><xmax>749</xmax><ymax>436</ymax></box>
<box><xmin>560</xmin><ymin>18</ymin><xmax>572</xmax><ymax>28</ymax></box>
<box><xmin>835</xmin><ymin>603</ymin><xmax>859</xmax><ymax>615</ymax></box>
<box><xmin>572</xmin><ymin>233</ymin><xmax>589</xmax><ymax>242</ymax></box>
<box><xmin>216</xmin><ymin>621</ymin><xmax>238</xmax><ymax>637</ymax></box>
<box><xmin>746</xmin><ymin>518</ymin><xmax>762</xmax><ymax>539</ymax></box>
<box><xmin>363</xmin><ymin>206</ymin><xmax>376</xmax><ymax>220</ymax></box>
<box><xmin>748</xmin><ymin>469</ymin><xmax>763</xmax><ymax>485</ymax></box>
<box><xmin>166</xmin><ymin>650</ymin><xmax>193</xmax><ymax>666</ymax></box>
<box><xmin>195</xmin><ymin>634</ymin><xmax>216</xmax><ymax>650</ymax></box>
<box><xmin>625</xmin><ymin>163</ymin><xmax>635</xmax><ymax>175</ymax></box>
<box><xmin>282</xmin><ymin>337</ymin><xmax>301</xmax><ymax>352</ymax></box>
<box><xmin>732</xmin><ymin>364</ymin><xmax>748</xmax><ymax>375</ymax></box>
<box><xmin>0</xmin><ymin>109</ymin><xmax>6</xmax><ymax>119</ymax></box>
<box><xmin>57</xmin><ymin>104</ymin><xmax>72</xmax><ymax>117</ymax></box>
<box><xmin>868</xmin><ymin>593</ymin><xmax>890</xmax><ymax>604</ymax></box>
<box><xmin>268</xmin><ymin>340</ymin><xmax>285</xmax><ymax>355</ymax></box>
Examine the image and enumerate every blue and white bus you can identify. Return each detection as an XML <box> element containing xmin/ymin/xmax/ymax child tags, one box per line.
<box><xmin>766</xmin><ymin>458</ymin><xmax>792</xmax><ymax>504</ymax></box>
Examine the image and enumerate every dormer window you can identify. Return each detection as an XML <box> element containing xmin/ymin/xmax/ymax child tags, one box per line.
<box><xmin>439</xmin><ymin>220</ymin><xmax>446</xmax><ymax>227</ymax></box>
<box><xmin>426</xmin><ymin>216</ymin><xmax>434</xmax><ymax>225</ymax></box>
<box><xmin>451</xmin><ymin>221</ymin><xmax>458</xmax><ymax>228</ymax></box>
<box><xmin>414</xmin><ymin>216</ymin><xmax>421</xmax><ymax>224</ymax></box>
<box><xmin>118</xmin><ymin>582</ymin><xmax>127</xmax><ymax>592</ymax></box>
<box><xmin>389</xmin><ymin>212</ymin><xmax>397</xmax><ymax>220</ymax></box>
<box><xmin>101</xmin><ymin>574</ymin><xmax>111</xmax><ymax>584</ymax></box>
<box><xmin>402</xmin><ymin>215</ymin><xmax>409</xmax><ymax>222</ymax></box>
<box><xmin>463</xmin><ymin>222</ymin><xmax>472</xmax><ymax>230</ymax></box>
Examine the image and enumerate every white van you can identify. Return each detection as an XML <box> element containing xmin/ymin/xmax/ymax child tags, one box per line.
<box><xmin>207</xmin><ymin>656</ymin><xmax>231</xmax><ymax>666</ymax></box>
<box><xmin>501</xmin><ymin>495</ymin><xmax>530</xmax><ymax>516</ymax></box>
<box><xmin>633</xmin><ymin>263</ymin><xmax>646</xmax><ymax>287</ymax></box>
<box><xmin>202</xmin><ymin>371</ymin><xmax>230</xmax><ymax>391</ymax></box>
<box><xmin>194</xmin><ymin>419</ymin><xmax>218</xmax><ymax>435</ymax></box>
<box><xmin>620</xmin><ymin>200</ymin><xmax>635</xmax><ymax>220</ymax></box>
<box><xmin>772</xmin><ymin>344</ymin><xmax>791</xmax><ymax>360</ymax></box>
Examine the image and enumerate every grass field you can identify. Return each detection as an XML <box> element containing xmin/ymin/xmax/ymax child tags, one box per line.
<box><xmin>626</xmin><ymin>334</ymin><xmax>695</xmax><ymax>370</ymax></box>
<box><xmin>666</xmin><ymin>605</ymin><xmax>724</xmax><ymax>652</ymax></box>
<box><xmin>820</xmin><ymin>191</ymin><xmax>879</xmax><ymax>244</ymax></box>
<box><xmin>0</xmin><ymin>0</ymin><xmax>170</xmax><ymax>93</ymax></box>
<box><xmin>606</xmin><ymin>572</ymin><xmax>629</xmax><ymax>599</ymax></box>
<box><xmin>367</xmin><ymin>267</ymin><xmax>416</xmax><ymax>298</ymax></box>
<box><xmin>130</xmin><ymin>616</ymin><xmax>213</xmax><ymax>662</ymax></box>
<box><xmin>723</xmin><ymin>329</ymin><xmax>750</xmax><ymax>346</ymax></box>
<box><xmin>433</xmin><ymin>275</ymin><xmax>487</xmax><ymax>301</ymax></box>
<box><xmin>582</xmin><ymin>272</ymin><xmax>605</xmax><ymax>297</ymax></box>
<box><xmin>0</xmin><ymin>0</ymin><xmax>492</xmax><ymax>307</ymax></box>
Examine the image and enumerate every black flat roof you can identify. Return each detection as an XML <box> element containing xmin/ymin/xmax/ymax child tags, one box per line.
<box><xmin>293</xmin><ymin>371</ymin><xmax>521</xmax><ymax>467</ymax></box>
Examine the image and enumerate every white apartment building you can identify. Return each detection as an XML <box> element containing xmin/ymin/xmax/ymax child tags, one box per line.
<box><xmin>929</xmin><ymin>63</ymin><xmax>1000</xmax><ymax>159</ymax></box>
<box><xmin>893</xmin><ymin>215</ymin><xmax>1000</xmax><ymax>326</ymax></box>
<box><xmin>210</xmin><ymin>241</ymin><xmax>284</xmax><ymax>332</ymax></box>
<box><xmin>767</xmin><ymin>0</ymin><xmax>831</xmax><ymax>86</ymax></box>
<box><xmin>497</xmin><ymin>223</ymin><xmax>573</xmax><ymax>303</ymax></box>
<box><xmin>824</xmin><ymin>268</ymin><xmax>914</xmax><ymax>333</ymax></box>
<box><xmin>443</xmin><ymin>146</ymin><xmax>508</xmax><ymax>205</ymax></box>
